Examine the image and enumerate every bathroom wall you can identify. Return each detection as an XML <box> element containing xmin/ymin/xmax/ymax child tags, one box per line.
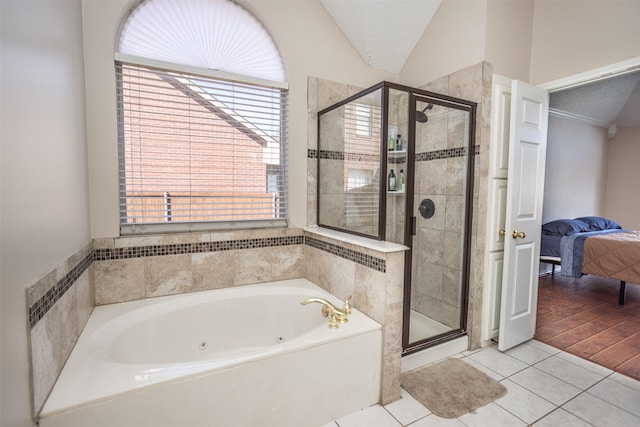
<box><xmin>92</xmin><ymin>228</ymin><xmax>305</xmax><ymax>305</ymax></box>
<box><xmin>82</xmin><ymin>0</ymin><xmax>396</xmax><ymax>238</ymax></box>
<box><xmin>400</xmin><ymin>0</ymin><xmax>487</xmax><ymax>88</ymax></box>
<box><xmin>1</xmin><ymin>1</ymin><xmax>91</xmax><ymax>425</ymax></box>
<box><xmin>26</xmin><ymin>244</ymin><xmax>94</xmax><ymax>415</ymax></box>
<box><xmin>530</xmin><ymin>0</ymin><xmax>640</xmax><ymax>85</ymax></box>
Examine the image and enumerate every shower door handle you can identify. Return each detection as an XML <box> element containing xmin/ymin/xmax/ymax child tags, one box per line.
<box><xmin>411</xmin><ymin>216</ymin><xmax>417</xmax><ymax>236</ymax></box>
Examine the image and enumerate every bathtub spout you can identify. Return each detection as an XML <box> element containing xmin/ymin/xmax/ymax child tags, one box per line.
<box><xmin>301</xmin><ymin>296</ymin><xmax>352</xmax><ymax>329</ymax></box>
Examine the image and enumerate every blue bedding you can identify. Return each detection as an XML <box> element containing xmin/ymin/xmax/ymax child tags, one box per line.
<box><xmin>559</xmin><ymin>229</ymin><xmax>625</xmax><ymax>278</ymax></box>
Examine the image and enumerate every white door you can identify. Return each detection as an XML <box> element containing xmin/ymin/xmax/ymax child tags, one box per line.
<box><xmin>498</xmin><ymin>80</ymin><xmax>549</xmax><ymax>351</ymax></box>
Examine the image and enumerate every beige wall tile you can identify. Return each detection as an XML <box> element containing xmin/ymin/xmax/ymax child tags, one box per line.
<box><xmin>328</xmin><ymin>255</ymin><xmax>356</xmax><ymax>302</ymax></box>
<box><xmin>145</xmin><ymin>254</ymin><xmax>193</xmax><ymax>297</ymax></box>
<box><xmin>272</xmin><ymin>245</ymin><xmax>305</xmax><ymax>281</ymax></box>
<box><xmin>94</xmin><ymin>258</ymin><xmax>145</xmax><ymax>305</ymax></box>
<box><xmin>381</xmin><ymin>352</ymin><xmax>402</xmax><ymax>405</ymax></box>
<box><xmin>191</xmin><ymin>251</ymin><xmax>234</xmax><ymax>292</ymax></box>
<box><xmin>354</xmin><ymin>264</ymin><xmax>385</xmax><ymax>323</ymax></box>
<box><xmin>233</xmin><ymin>247</ymin><xmax>273</xmax><ymax>286</ymax></box>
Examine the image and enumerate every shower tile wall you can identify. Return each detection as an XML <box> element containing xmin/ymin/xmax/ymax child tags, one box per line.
<box><xmin>419</xmin><ymin>62</ymin><xmax>494</xmax><ymax>348</ymax></box>
<box><xmin>411</xmin><ymin>105</ymin><xmax>469</xmax><ymax>329</ymax></box>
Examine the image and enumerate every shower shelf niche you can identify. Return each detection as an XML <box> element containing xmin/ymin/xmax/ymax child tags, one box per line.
<box><xmin>388</xmin><ymin>149</ymin><xmax>407</xmax><ymax>157</ymax></box>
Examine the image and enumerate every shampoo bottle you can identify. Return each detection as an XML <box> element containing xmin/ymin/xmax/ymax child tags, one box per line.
<box><xmin>388</xmin><ymin>169</ymin><xmax>396</xmax><ymax>191</ymax></box>
<box><xmin>399</xmin><ymin>169</ymin><xmax>404</xmax><ymax>192</ymax></box>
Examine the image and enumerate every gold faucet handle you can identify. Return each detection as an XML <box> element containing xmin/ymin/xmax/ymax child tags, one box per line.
<box><xmin>343</xmin><ymin>295</ymin><xmax>352</xmax><ymax>315</ymax></box>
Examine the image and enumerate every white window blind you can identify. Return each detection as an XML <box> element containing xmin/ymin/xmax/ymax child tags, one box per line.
<box><xmin>115</xmin><ymin>0</ymin><xmax>288</xmax><ymax>233</ymax></box>
<box><xmin>118</xmin><ymin>0</ymin><xmax>286</xmax><ymax>83</ymax></box>
<box><xmin>116</xmin><ymin>61</ymin><xmax>288</xmax><ymax>232</ymax></box>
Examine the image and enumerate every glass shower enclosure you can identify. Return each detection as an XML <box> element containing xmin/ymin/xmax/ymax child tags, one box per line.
<box><xmin>317</xmin><ymin>82</ymin><xmax>476</xmax><ymax>354</ymax></box>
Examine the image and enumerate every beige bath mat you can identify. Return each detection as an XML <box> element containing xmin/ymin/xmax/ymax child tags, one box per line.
<box><xmin>401</xmin><ymin>358</ymin><xmax>507</xmax><ymax>419</ymax></box>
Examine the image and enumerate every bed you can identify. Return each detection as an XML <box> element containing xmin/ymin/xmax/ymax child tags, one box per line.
<box><xmin>540</xmin><ymin>216</ymin><xmax>640</xmax><ymax>305</ymax></box>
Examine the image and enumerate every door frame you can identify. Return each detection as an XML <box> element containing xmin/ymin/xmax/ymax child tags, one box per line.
<box><xmin>401</xmin><ymin>93</ymin><xmax>477</xmax><ymax>355</ymax></box>
<box><xmin>481</xmin><ymin>55</ymin><xmax>640</xmax><ymax>348</ymax></box>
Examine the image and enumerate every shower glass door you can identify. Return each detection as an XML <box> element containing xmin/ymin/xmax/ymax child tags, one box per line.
<box><xmin>404</xmin><ymin>95</ymin><xmax>474</xmax><ymax>351</ymax></box>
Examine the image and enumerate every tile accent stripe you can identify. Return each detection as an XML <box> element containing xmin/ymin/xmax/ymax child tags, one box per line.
<box><xmin>29</xmin><ymin>233</ymin><xmax>385</xmax><ymax>328</ymax></box>
<box><xmin>29</xmin><ymin>236</ymin><xmax>304</xmax><ymax>328</ymax></box>
<box><xmin>311</xmin><ymin>145</ymin><xmax>480</xmax><ymax>162</ymax></box>
<box><xmin>416</xmin><ymin>146</ymin><xmax>467</xmax><ymax>161</ymax></box>
<box><xmin>28</xmin><ymin>253</ymin><xmax>92</xmax><ymax>328</ymax></box>
<box><xmin>305</xmin><ymin>236</ymin><xmax>386</xmax><ymax>272</ymax></box>
<box><xmin>93</xmin><ymin>236</ymin><xmax>304</xmax><ymax>261</ymax></box>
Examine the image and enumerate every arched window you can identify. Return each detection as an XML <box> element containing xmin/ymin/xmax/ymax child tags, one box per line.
<box><xmin>116</xmin><ymin>0</ymin><xmax>288</xmax><ymax>234</ymax></box>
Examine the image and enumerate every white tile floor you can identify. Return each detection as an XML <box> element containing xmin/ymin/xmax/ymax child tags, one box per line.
<box><xmin>321</xmin><ymin>340</ymin><xmax>640</xmax><ymax>427</ymax></box>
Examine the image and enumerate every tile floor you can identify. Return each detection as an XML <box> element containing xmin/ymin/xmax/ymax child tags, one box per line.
<box><xmin>321</xmin><ymin>340</ymin><xmax>640</xmax><ymax>427</ymax></box>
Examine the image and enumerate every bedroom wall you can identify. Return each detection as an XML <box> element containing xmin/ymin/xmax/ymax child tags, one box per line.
<box><xmin>542</xmin><ymin>116</ymin><xmax>608</xmax><ymax>224</ymax></box>
<box><xmin>604</xmin><ymin>127</ymin><xmax>640</xmax><ymax>231</ymax></box>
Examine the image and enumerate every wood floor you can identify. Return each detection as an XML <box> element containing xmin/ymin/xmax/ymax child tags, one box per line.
<box><xmin>535</xmin><ymin>272</ymin><xmax>640</xmax><ymax>381</ymax></box>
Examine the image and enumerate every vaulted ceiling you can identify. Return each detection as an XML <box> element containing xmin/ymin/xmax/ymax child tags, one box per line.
<box><xmin>319</xmin><ymin>0</ymin><xmax>442</xmax><ymax>74</ymax></box>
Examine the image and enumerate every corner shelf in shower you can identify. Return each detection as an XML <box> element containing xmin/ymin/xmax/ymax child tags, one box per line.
<box><xmin>387</xmin><ymin>190</ymin><xmax>405</xmax><ymax>195</ymax></box>
<box><xmin>388</xmin><ymin>149</ymin><xmax>407</xmax><ymax>158</ymax></box>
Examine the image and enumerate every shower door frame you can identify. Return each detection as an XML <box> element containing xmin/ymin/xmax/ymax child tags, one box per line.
<box><xmin>401</xmin><ymin>90</ymin><xmax>477</xmax><ymax>356</ymax></box>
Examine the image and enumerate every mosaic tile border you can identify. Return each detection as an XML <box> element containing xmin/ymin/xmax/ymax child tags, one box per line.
<box><xmin>28</xmin><ymin>233</ymin><xmax>385</xmax><ymax>328</ymax></box>
<box><xmin>94</xmin><ymin>236</ymin><xmax>304</xmax><ymax>261</ymax></box>
<box><xmin>416</xmin><ymin>146</ymin><xmax>467</xmax><ymax>161</ymax></box>
<box><xmin>305</xmin><ymin>236</ymin><xmax>386</xmax><ymax>273</ymax></box>
<box><xmin>310</xmin><ymin>145</ymin><xmax>479</xmax><ymax>162</ymax></box>
<box><xmin>28</xmin><ymin>253</ymin><xmax>92</xmax><ymax>328</ymax></box>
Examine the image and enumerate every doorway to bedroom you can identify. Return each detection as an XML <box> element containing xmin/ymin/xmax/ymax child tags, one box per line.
<box><xmin>535</xmin><ymin>67</ymin><xmax>640</xmax><ymax>380</ymax></box>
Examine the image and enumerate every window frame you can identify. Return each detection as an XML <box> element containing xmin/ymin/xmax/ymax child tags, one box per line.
<box><xmin>115</xmin><ymin>54</ymin><xmax>289</xmax><ymax>235</ymax></box>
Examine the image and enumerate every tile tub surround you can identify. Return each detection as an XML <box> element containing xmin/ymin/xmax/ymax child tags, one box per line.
<box><xmin>28</xmin><ymin>226</ymin><xmax>408</xmax><ymax>418</ymax></box>
<box><xmin>303</xmin><ymin>228</ymin><xmax>407</xmax><ymax>405</ymax></box>
<box><xmin>92</xmin><ymin>229</ymin><xmax>306</xmax><ymax>305</ymax></box>
<box><xmin>26</xmin><ymin>241</ymin><xmax>94</xmax><ymax>415</ymax></box>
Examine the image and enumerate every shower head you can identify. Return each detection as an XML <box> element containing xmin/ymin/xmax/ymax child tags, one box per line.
<box><xmin>416</xmin><ymin>103</ymin><xmax>434</xmax><ymax>123</ymax></box>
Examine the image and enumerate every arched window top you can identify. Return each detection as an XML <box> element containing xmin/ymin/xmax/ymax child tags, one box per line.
<box><xmin>118</xmin><ymin>0</ymin><xmax>286</xmax><ymax>83</ymax></box>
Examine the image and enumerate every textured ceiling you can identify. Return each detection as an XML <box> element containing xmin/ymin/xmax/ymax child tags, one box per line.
<box><xmin>320</xmin><ymin>0</ymin><xmax>442</xmax><ymax>73</ymax></box>
<box><xmin>550</xmin><ymin>71</ymin><xmax>640</xmax><ymax>128</ymax></box>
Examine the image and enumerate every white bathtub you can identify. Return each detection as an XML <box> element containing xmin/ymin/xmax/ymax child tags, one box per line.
<box><xmin>39</xmin><ymin>279</ymin><xmax>382</xmax><ymax>427</ymax></box>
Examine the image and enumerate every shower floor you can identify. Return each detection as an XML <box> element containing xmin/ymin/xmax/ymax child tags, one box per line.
<box><xmin>409</xmin><ymin>309</ymin><xmax>451</xmax><ymax>343</ymax></box>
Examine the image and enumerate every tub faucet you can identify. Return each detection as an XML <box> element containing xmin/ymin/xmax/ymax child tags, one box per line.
<box><xmin>301</xmin><ymin>296</ymin><xmax>352</xmax><ymax>329</ymax></box>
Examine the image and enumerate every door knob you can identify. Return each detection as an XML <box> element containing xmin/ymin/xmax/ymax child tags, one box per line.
<box><xmin>512</xmin><ymin>230</ymin><xmax>526</xmax><ymax>239</ymax></box>
<box><xmin>499</xmin><ymin>229</ymin><xmax>506</xmax><ymax>237</ymax></box>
